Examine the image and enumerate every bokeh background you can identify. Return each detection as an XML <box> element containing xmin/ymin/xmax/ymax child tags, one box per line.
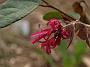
<box><xmin>0</xmin><ymin>0</ymin><xmax>90</xmax><ymax>67</ymax></box>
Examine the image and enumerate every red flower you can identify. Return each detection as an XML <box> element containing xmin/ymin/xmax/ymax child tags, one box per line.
<box><xmin>48</xmin><ymin>18</ymin><xmax>62</xmax><ymax>30</ymax></box>
<box><xmin>31</xmin><ymin>19</ymin><xmax>68</xmax><ymax>54</ymax></box>
<box><xmin>31</xmin><ymin>29</ymin><xmax>52</xmax><ymax>44</ymax></box>
<box><xmin>49</xmin><ymin>37</ymin><xmax>56</xmax><ymax>48</ymax></box>
<box><xmin>40</xmin><ymin>41</ymin><xmax>51</xmax><ymax>54</ymax></box>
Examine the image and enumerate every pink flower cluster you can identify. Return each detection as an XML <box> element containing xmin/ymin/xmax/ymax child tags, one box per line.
<box><xmin>31</xmin><ymin>19</ymin><xmax>68</xmax><ymax>54</ymax></box>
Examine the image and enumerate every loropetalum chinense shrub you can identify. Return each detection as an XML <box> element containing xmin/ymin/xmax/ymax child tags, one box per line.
<box><xmin>31</xmin><ymin>19</ymin><xmax>68</xmax><ymax>54</ymax></box>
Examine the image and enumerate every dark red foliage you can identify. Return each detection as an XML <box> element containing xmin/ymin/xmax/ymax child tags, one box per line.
<box><xmin>31</xmin><ymin>19</ymin><xmax>68</xmax><ymax>54</ymax></box>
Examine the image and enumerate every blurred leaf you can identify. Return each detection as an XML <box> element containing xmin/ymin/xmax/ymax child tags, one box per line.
<box><xmin>58</xmin><ymin>39</ymin><xmax>86</xmax><ymax>67</ymax></box>
<box><xmin>43</xmin><ymin>11</ymin><xmax>62</xmax><ymax>21</ymax></box>
<box><xmin>58</xmin><ymin>40</ymin><xmax>76</xmax><ymax>67</ymax></box>
<box><xmin>72</xmin><ymin>39</ymin><xmax>87</xmax><ymax>66</ymax></box>
<box><xmin>74</xmin><ymin>39</ymin><xmax>86</xmax><ymax>60</ymax></box>
<box><xmin>0</xmin><ymin>0</ymin><xmax>41</xmax><ymax>28</ymax></box>
<box><xmin>63</xmin><ymin>56</ymin><xmax>76</xmax><ymax>67</ymax></box>
<box><xmin>58</xmin><ymin>40</ymin><xmax>68</xmax><ymax>56</ymax></box>
<box><xmin>68</xmin><ymin>12</ymin><xmax>80</xmax><ymax>20</ymax></box>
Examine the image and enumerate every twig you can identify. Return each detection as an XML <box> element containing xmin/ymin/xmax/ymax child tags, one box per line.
<box><xmin>40</xmin><ymin>0</ymin><xmax>76</xmax><ymax>21</ymax></box>
<box><xmin>64</xmin><ymin>20</ymin><xmax>90</xmax><ymax>28</ymax></box>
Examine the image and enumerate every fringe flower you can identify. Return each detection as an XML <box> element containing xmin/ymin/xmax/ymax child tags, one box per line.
<box><xmin>31</xmin><ymin>19</ymin><xmax>68</xmax><ymax>54</ymax></box>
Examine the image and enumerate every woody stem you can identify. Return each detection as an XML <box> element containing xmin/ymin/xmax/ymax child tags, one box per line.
<box><xmin>40</xmin><ymin>0</ymin><xmax>76</xmax><ymax>21</ymax></box>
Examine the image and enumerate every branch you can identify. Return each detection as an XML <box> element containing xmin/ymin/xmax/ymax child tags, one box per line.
<box><xmin>40</xmin><ymin>0</ymin><xmax>76</xmax><ymax>21</ymax></box>
<box><xmin>64</xmin><ymin>20</ymin><xmax>90</xmax><ymax>28</ymax></box>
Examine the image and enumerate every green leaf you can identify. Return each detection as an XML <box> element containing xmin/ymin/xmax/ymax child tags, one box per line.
<box><xmin>58</xmin><ymin>40</ymin><xmax>70</xmax><ymax>60</ymax></box>
<box><xmin>43</xmin><ymin>11</ymin><xmax>62</xmax><ymax>21</ymax></box>
<box><xmin>63</xmin><ymin>56</ymin><xmax>76</xmax><ymax>67</ymax></box>
<box><xmin>74</xmin><ymin>39</ymin><xmax>86</xmax><ymax>60</ymax></box>
<box><xmin>68</xmin><ymin>12</ymin><xmax>80</xmax><ymax>20</ymax></box>
<box><xmin>58</xmin><ymin>40</ymin><xmax>76</xmax><ymax>67</ymax></box>
<box><xmin>0</xmin><ymin>0</ymin><xmax>41</xmax><ymax>28</ymax></box>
